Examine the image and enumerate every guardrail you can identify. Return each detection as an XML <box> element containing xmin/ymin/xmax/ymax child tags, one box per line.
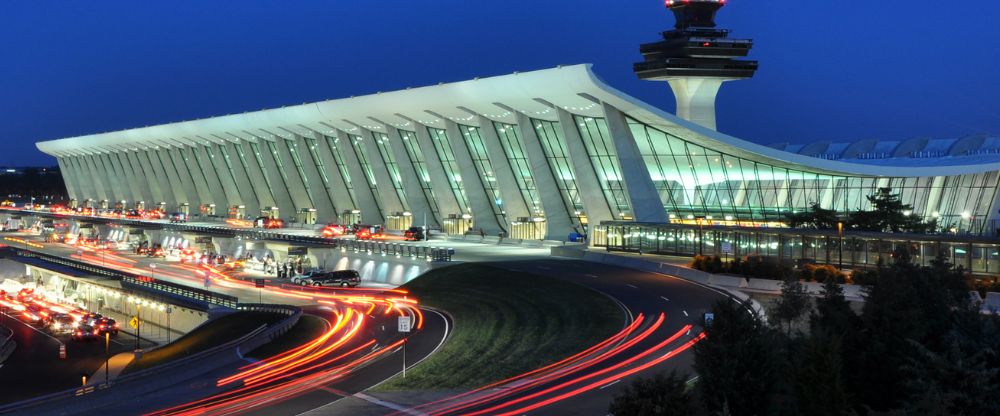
<box><xmin>2</xmin><ymin>209</ymin><xmax>454</xmax><ymax>261</ymax></box>
<box><xmin>6</xmin><ymin>248</ymin><xmax>239</xmax><ymax>310</ymax></box>
<box><xmin>0</xmin><ymin>303</ymin><xmax>301</xmax><ymax>415</ymax></box>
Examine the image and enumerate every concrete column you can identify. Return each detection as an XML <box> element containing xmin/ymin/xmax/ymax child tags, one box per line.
<box><xmin>63</xmin><ymin>156</ymin><xmax>92</xmax><ymax>202</ymax></box>
<box><xmin>140</xmin><ymin>149</ymin><xmax>180</xmax><ymax>207</ymax></box>
<box><xmin>602</xmin><ymin>103</ymin><xmax>668</xmax><ymax>223</ymax></box>
<box><xmin>312</xmin><ymin>133</ymin><xmax>355</xmax><ymax>216</ymax></box>
<box><xmin>122</xmin><ymin>151</ymin><xmax>163</xmax><ymax>204</ymax></box>
<box><xmin>176</xmin><ymin>147</ymin><xmax>213</xmax><ymax>206</ymax></box>
<box><xmin>667</xmin><ymin>77</ymin><xmax>730</xmax><ymax>130</ymax></box>
<box><xmin>358</xmin><ymin>129</ymin><xmax>405</xmax><ymax>215</ymax></box>
<box><xmin>201</xmin><ymin>144</ymin><xmax>242</xmax><ymax>209</ymax></box>
<box><xmin>271</xmin><ymin>137</ymin><xmax>314</xmax><ymax>212</ymax></box>
<box><xmin>227</xmin><ymin>141</ymin><xmax>273</xmax><ymax>216</ymax></box>
<box><xmin>105</xmin><ymin>152</ymin><xmax>143</xmax><ymax>205</ymax></box>
<box><xmin>443</xmin><ymin>120</ymin><xmax>503</xmax><ymax>234</ymax></box>
<box><xmin>88</xmin><ymin>154</ymin><xmax>122</xmax><ymax>203</ymax></box>
<box><xmin>336</xmin><ymin>130</ymin><xmax>384</xmax><ymax>225</ymax></box>
<box><xmin>412</xmin><ymin>124</ymin><xmax>462</xmax><ymax>217</ymax></box>
<box><xmin>97</xmin><ymin>153</ymin><xmax>129</xmax><ymax>204</ymax></box>
<box><xmin>193</xmin><ymin>144</ymin><xmax>231</xmax><ymax>209</ymax></box>
<box><xmin>291</xmin><ymin>134</ymin><xmax>337</xmax><ymax>222</ymax></box>
<box><xmin>475</xmin><ymin>116</ymin><xmax>530</xmax><ymax>224</ymax></box>
<box><xmin>79</xmin><ymin>154</ymin><xmax>110</xmax><ymax>202</ymax></box>
<box><xmin>513</xmin><ymin>113</ymin><xmax>576</xmax><ymax>240</ymax></box>
<box><xmin>74</xmin><ymin>156</ymin><xmax>101</xmax><ymax>202</ymax></box>
<box><xmin>252</xmin><ymin>139</ymin><xmax>296</xmax><ymax>219</ymax></box>
<box><xmin>217</xmin><ymin>142</ymin><xmax>257</xmax><ymax>216</ymax></box>
<box><xmin>555</xmin><ymin>108</ymin><xmax>614</xmax><ymax>227</ymax></box>
<box><xmin>383</xmin><ymin>126</ymin><xmax>439</xmax><ymax>228</ymax></box>
<box><xmin>55</xmin><ymin>157</ymin><xmax>81</xmax><ymax>201</ymax></box>
<box><xmin>157</xmin><ymin>148</ymin><xmax>197</xmax><ymax>206</ymax></box>
<box><xmin>925</xmin><ymin>176</ymin><xmax>947</xmax><ymax>217</ymax></box>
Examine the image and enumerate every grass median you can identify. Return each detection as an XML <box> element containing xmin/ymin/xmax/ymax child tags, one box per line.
<box><xmin>376</xmin><ymin>263</ymin><xmax>622</xmax><ymax>391</ymax></box>
<box><xmin>122</xmin><ymin>311</ymin><xmax>285</xmax><ymax>374</ymax></box>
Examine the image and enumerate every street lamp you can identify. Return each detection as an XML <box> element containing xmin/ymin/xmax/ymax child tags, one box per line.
<box><xmin>104</xmin><ymin>332</ymin><xmax>110</xmax><ymax>385</ymax></box>
<box><xmin>694</xmin><ymin>215</ymin><xmax>707</xmax><ymax>256</ymax></box>
<box><xmin>837</xmin><ymin>221</ymin><xmax>844</xmax><ymax>269</ymax></box>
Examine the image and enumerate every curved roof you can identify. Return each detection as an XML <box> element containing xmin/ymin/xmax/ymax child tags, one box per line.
<box><xmin>37</xmin><ymin>64</ymin><xmax>1000</xmax><ymax>177</ymax></box>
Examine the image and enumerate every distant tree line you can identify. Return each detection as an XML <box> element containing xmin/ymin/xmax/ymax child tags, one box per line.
<box><xmin>0</xmin><ymin>167</ymin><xmax>66</xmax><ymax>201</ymax></box>
<box><xmin>786</xmin><ymin>187</ymin><xmax>937</xmax><ymax>234</ymax></box>
<box><xmin>611</xmin><ymin>251</ymin><xmax>1000</xmax><ymax>415</ymax></box>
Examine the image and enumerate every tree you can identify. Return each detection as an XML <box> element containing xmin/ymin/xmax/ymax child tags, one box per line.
<box><xmin>694</xmin><ymin>298</ymin><xmax>779</xmax><ymax>416</ymax></box>
<box><xmin>810</xmin><ymin>276</ymin><xmax>857</xmax><ymax>337</ymax></box>
<box><xmin>848</xmin><ymin>187</ymin><xmax>936</xmax><ymax>233</ymax></box>
<box><xmin>771</xmin><ymin>277</ymin><xmax>811</xmax><ymax>335</ymax></box>
<box><xmin>608</xmin><ymin>370</ymin><xmax>696</xmax><ymax>416</ymax></box>
<box><xmin>785</xmin><ymin>203</ymin><xmax>839</xmax><ymax>229</ymax></box>
<box><xmin>793</xmin><ymin>333</ymin><xmax>851</xmax><ymax>416</ymax></box>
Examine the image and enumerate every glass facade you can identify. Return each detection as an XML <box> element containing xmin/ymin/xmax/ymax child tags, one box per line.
<box><xmin>284</xmin><ymin>139</ymin><xmax>315</xmax><ymax>207</ymax></box>
<box><xmin>575</xmin><ymin>116</ymin><xmax>632</xmax><ymax>217</ymax></box>
<box><xmin>627</xmin><ymin>117</ymin><xmax>1000</xmax><ymax>232</ymax></box>
<box><xmin>533</xmin><ymin>119</ymin><xmax>586</xmax><ymax>226</ymax></box>
<box><xmin>399</xmin><ymin>130</ymin><xmax>441</xmax><ymax>217</ymax></box>
<box><xmin>323</xmin><ymin>135</ymin><xmax>358</xmax><ymax>209</ymax></box>
<box><xmin>373</xmin><ymin>132</ymin><xmax>409</xmax><ymax>211</ymax></box>
<box><xmin>427</xmin><ymin>127</ymin><xmax>471</xmax><ymax>213</ymax></box>
<box><xmin>494</xmin><ymin>122</ymin><xmax>543</xmax><ymax>216</ymax></box>
<box><xmin>594</xmin><ymin>222</ymin><xmax>1000</xmax><ymax>276</ymax></box>
<box><xmin>301</xmin><ymin>136</ymin><xmax>336</xmax><ymax>210</ymax></box>
<box><xmin>459</xmin><ymin>125</ymin><xmax>506</xmax><ymax>226</ymax></box>
<box><xmin>349</xmin><ymin>134</ymin><xmax>384</xmax><ymax>214</ymax></box>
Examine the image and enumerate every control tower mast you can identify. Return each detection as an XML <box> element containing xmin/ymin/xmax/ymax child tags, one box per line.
<box><xmin>634</xmin><ymin>0</ymin><xmax>757</xmax><ymax>130</ymax></box>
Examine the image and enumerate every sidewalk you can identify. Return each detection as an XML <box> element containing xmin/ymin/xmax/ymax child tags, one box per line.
<box><xmin>87</xmin><ymin>351</ymin><xmax>135</xmax><ymax>384</ymax></box>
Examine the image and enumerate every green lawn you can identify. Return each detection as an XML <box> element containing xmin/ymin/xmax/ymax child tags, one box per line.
<box><xmin>122</xmin><ymin>311</ymin><xmax>285</xmax><ymax>374</ymax></box>
<box><xmin>248</xmin><ymin>314</ymin><xmax>328</xmax><ymax>359</ymax></box>
<box><xmin>376</xmin><ymin>263</ymin><xmax>622</xmax><ymax>390</ymax></box>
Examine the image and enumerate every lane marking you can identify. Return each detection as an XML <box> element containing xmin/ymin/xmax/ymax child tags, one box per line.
<box><xmin>599</xmin><ymin>379</ymin><xmax>622</xmax><ymax>390</ymax></box>
<box><xmin>683</xmin><ymin>310</ymin><xmax>689</xmax><ymax>317</ymax></box>
<box><xmin>585</xmin><ymin>274</ymin><xmax>599</xmax><ymax>278</ymax></box>
<box><xmin>660</xmin><ymin>296</ymin><xmax>670</xmax><ymax>302</ymax></box>
<box><xmin>626</xmin><ymin>284</ymin><xmax>637</xmax><ymax>289</ymax></box>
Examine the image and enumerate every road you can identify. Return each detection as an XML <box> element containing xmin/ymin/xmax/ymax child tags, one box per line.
<box><xmin>0</xmin><ymin>312</ymin><xmax>152</xmax><ymax>405</ymax></box>
<box><xmin>390</xmin><ymin>258</ymin><xmax>727</xmax><ymax>416</ymax></box>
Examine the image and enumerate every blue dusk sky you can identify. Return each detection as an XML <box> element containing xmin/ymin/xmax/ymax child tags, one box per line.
<box><xmin>1</xmin><ymin>1</ymin><xmax>998</xmax><ymax>166</ymax></box>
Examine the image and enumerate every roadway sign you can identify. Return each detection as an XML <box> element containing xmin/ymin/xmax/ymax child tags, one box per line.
<box><xmin>255</xmin><ymin>279</ymin><xmax>265</xmax><ymax>288</ymax></box>
<box><xmin>704</xmin><ymin>313</ymin><xmax>715</xmax><ymax>327</ymax></box>
<box><xmin>721</xmin><ymin>242</ymin><xmax>733</xmax><ymax>255</ymax></box>
<box><xmin>398</xmin><ymin>316</ymin><xmax>411</xmax><ymax>333</ymax></box>
<box><xmin>129</xmin><ymin>316</ymin><xmax>141</xmax><ymax>329</ymax></box>
<box><xmin>59</xmin><ymin>344</ymin><xmax>66</xmax><ymax>359</ymax></box>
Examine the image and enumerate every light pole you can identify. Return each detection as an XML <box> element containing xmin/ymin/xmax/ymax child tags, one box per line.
<box><xmin>695</xmin><ymin>216</ymin><xmax>706</xmax><ymax>256</ymax></box>
<box><xmin>837</xmin><ymin>221</ymin><xmax>844</xmax><ymax>269</ymax></box>
<box><xmin>104</xmin><ymin>332</ymin><xmax>110</xmax><ymax>385</ymax></box>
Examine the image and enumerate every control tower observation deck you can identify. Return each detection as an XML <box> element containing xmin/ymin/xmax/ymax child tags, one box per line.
<box><xmin>634</xmin><ymin>0</ymin><xmax>758</xmax><ymax>130</ymax></box>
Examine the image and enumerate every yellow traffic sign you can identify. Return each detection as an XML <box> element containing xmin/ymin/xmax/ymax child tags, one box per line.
<box><xmin>129</xmin><ymin>316</ymin><xmax>141</xmax><ymax>329</ymax></box>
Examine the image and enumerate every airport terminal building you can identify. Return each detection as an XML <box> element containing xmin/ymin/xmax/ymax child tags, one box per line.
<box><xmin>36</xmin><ymin>64</ymin><xmax>1000</xmax><ymax>242</ymax></box>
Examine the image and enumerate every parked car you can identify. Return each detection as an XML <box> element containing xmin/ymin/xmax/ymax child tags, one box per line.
<box><xmin>302</xmin><ymin>270</ymin><xmax>361</xmax><ymax>288</ymax></box>
<box><xmin>291</xmin><ymin>270</ymin><xmax>327</xmax><ymax>285</ymax></box>
<box><xmin>48</xmin><ymin>313</ymin><xmax>77</xmax><ymax>333</ymax></box>
<box><xmin>94</xmin><ymin>317</ymin><xmax>120</xmax><ymax>337</ymax></box>
<box><xmin>170</xmin><ymin>212</ymin><xmax>188</xmax><ymax>223</ymax></box>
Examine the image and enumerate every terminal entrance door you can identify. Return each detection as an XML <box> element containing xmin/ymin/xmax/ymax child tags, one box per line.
<box><xmin>385</xmin><ymin>213</ymin><xmax>412</xmax><ymax>231</ymax></box>
<box><xmin>340</xmin><ymin>210</ymin><xmax>361</xmax><ymax>227</ymax></box>
<box><xmin>99</xmin><ymin>200</ymin><xmax>109</xmax><ymax>209</ymax></box>
<box><xmin>135</xmin><ymin>201</ymin><xmax>146</xmax><ymax>211</ymax></box>
<box><xmin>178</xmin><ymin>203</ymin><xmax>190</xmax><ymax>216</ymax></box>
<box><xmin>509</xmin><ymin>218</ymin><xmax>546</xmax><ymax>240</ymax></box>
<box><xmin>442</xmin><ymin>214</ymin><xmax>473</xmax><ymax>236</ymax></box>
<box><xmin>297</xmin><ymin>208</ymin><xmax>317</xmax><ymax>225</ymax></box>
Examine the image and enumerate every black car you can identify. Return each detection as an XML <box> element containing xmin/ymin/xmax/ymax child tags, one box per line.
<box><xmin>72</xmin><ymin>324</ymin><xmax>100</xmax><ymax>341</ymax></box>
<box><xmin>94</xmin><ymin>317</ymin><xmax>120</xmax><ymax>336</ymax></box>
<box><xmin>304</xmin><ymin>270</ymin><xmax>361</xmax><ymax>288</ymax></box>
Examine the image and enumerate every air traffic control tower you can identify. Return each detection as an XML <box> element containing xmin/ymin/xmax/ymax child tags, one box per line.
<box><xmin>634</xmin><ymin>0</ymin><xmax>757</xmax><ymax>130</ymax></box>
